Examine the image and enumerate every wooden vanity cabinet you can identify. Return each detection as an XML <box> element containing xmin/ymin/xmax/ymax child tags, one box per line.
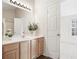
<box><xmin>38</xmin><ymin>37</ymin><xmax>44</xmax><ymax>56</ymax></box>
<box><xmin>2</xmin><ymin>37</ymin><xmax>44</xmax><ymax>59</ymax></box>
<box><xmin>31</xmin><ymin>38</ymin><xmax>39</xmax><ymax>59</ymax></box>
<box><xmin>31</xmin><ymin>37</ymin><xmax>44</xmax><ymax>59</ymax></box>
<box><xmin>2</xmin><ymin>43</ymin><xmax>20</xmax><ymax>59</ymax></box>
<box><xmin>20</xmin><ymin>41</ymin><xmax>30</xmax><ymax>59</ymax></box>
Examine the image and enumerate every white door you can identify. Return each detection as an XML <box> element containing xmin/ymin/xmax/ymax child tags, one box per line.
<box><xmin>45</xmin><ymin>0</ymin><xmax>60</xmax><ymax>59</ymax></box>
<box><xmin>60</xmin><ymin>15</ymin><xmax>77</xmax><ymax>59</ymax></box>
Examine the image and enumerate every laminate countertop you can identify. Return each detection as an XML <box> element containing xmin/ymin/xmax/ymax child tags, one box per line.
<box><xmin>2</xmin><ymin>35</ymin><xmax>44</xmax><ymax>45</ymax></box>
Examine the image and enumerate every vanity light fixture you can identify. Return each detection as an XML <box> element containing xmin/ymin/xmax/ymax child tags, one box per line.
<box><xmin>17</xmin><ymin>3</ymin><xmax>21</xmax><ymax>6</ymax></box>
<box><xmin>10</xmin><ymin>0</ymin><xmax>31</xmax><ymax>11</ymax></box>
<box><xmin>10</xmin><ymin>0</ymin><xmax>14</xmax><ymax>3</ymax></box>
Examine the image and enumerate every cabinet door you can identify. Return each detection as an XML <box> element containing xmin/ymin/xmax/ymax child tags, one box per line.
<box><xmin>20</xmin><ymin>41</ymin><xmax>30</xmax><ymax>59</ymax></box>
<box><xmin>38</xmin><ymin>37</ymin><xmax>44</xmax><ymax>56</ymax></box>
<box><xmin>3</xmin><ymin>48</ymin><xmax>19</xmax><ymax>59</ymax></box>
<box><xmin>31</xmin><ymin>39</ymin><xmax>39</xmax><ymax>59</ymax></box>
<box><xmin>3</xmin><ymin>43</ymin><xmax>19</xmax><ymax>59</ymax></box>
<box><xmin>31</xmin><ymin>37</ymin><xmax>44</xmax><ymax>58</ymax></box>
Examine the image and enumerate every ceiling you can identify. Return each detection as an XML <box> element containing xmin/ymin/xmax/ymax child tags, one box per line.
<box><xmin>61</xmin><ymin>0</ymin><xmax>67</xmax><ymax>3</ymax></box>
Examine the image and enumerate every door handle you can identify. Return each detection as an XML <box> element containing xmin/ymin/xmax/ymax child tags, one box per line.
<box><xmin>57</xmin><ymin>34</ymin><xmax>60</xmax><ymax>36</ymax></box>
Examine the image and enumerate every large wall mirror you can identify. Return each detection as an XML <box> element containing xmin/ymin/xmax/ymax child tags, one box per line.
<box><xmin>2</xmin><ymin>1</ymin><xmax>30</xmax><ymax>39</ymax></box>
<box><xmin>2</xmin><ymin>2</ymin><xmax>15</xmax><ymax>39</ymax></box>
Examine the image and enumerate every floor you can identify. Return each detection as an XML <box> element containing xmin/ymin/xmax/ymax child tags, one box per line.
<box><xmin>36</xmin><ymin>55</ymin><xmax>52</xmax><ymax>59</ymax></box>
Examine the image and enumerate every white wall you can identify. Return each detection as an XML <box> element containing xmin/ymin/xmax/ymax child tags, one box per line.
<box><xmin>60</xmin><ymin>0</ymin><xmax>77</xmax><ymax>59</ymax></box>
<box><xmin>60</xmin><ymin>0</ymin><xmax>77</xmax><ymax>16</ymax></box>
<box><xmin>34</xmin><ymin>0</ymin><xmax>48</xmax><ymax>36</ymax></box>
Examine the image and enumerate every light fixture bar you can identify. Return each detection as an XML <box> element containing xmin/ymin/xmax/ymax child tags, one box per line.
<box><xmin>10</xmin><ymin>0</ymin><xmax>31</xmax><ymax>11</ymax></box>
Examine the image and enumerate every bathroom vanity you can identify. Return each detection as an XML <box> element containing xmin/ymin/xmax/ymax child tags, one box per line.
<box><xmin>3</xmin><ymin>43</ymin><xmax>20</xmax><ymax>59</ymax></box>
<box><xmin>2</xmin><ymin>36</ymin><xmax>44</xmax><ymax>59</ymax></box>
<box><xmin>2</xmin><ymin>0</ymin><xmax>44</xmax><ymax>59</ymax></box>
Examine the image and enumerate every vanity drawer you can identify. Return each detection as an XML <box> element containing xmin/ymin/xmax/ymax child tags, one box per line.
<box><xmin>3</xmin><ymin>43</ymin><xmax>19</xmax><ymax>53</ymax></box>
